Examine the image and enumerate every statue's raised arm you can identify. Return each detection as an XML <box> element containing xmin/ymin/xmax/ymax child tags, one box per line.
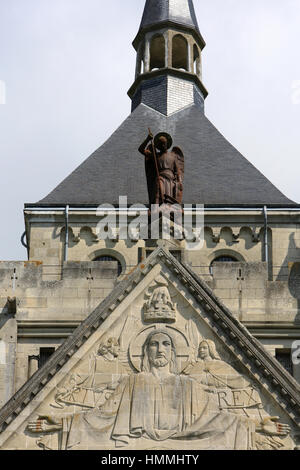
<box><xmin>138</xmin><ymin>131</ymin><xmax>153</xmax><ymax>156</ymax></box>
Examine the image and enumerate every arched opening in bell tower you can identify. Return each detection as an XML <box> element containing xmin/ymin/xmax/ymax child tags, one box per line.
<box><xmin>150</xmin><ymin>34</ymin><xmax>165</xmax><ymax>71</ymax></box>
<box><xmin>172</xmin><ymin>34</ymin><xmax>188</xmax><ymax>71</ymax></box>
<box><xmin>193</xmin><ymin>44</ymin><xmax>201</xmax><ymax>76</ymax></box>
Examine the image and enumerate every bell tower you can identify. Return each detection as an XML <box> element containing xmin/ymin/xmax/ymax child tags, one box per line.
<box><xmin>128</xmin><ymin>0</ymin><xmax>208</xmax><ymax>116</ymax></box>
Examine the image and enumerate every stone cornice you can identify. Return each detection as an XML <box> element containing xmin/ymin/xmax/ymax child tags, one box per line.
<box><xmin>128</xmin><ymin>67</ymin><xmax>209</xmax><ymax>100</ymax></box>
<box><xmin>132</xmin><ymin>20</ymin><xmax>206</xmax><ymax>51</ymax></box>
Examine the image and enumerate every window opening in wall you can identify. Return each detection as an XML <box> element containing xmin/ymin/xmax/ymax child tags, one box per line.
<box><xmin>139</xmin><ymin>44</ymin><xmax>145</xmax><ymax>75</ymax></box>
<box><xmin>38</xmin><ymin>347</ymin><xmax>55</xmax><ymax>369</ymax></box>
<box><xmin>93</xmin><ymin>256</ymin><xmax>122</xmax><ymax>276</ymax></box>
<box><xmin>275</xmin><ymin>349</ymin><xmax>293</xmax><ymax>376</ymax></box>
<box><xmin>193</xmin><ymin>44</ymin><xmax>200</xmax><ymax>75</ymax></box>
<box><xmin>150</xmin><ymin>35</ymin><xmax>165</xmax><ymax>71</ymax></box>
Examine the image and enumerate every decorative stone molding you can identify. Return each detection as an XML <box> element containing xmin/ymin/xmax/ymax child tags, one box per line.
<box><xmin>204</xmin><ymin>225</ymin><xmax>265</xmax><ymax>245</ymax></box>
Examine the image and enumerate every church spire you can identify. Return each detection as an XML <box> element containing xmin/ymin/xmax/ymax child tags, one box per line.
<box><xmin>137</xmin><ymin>0</ymin><xmax>203</xmax><ymax>42</ymax></box>
<box><xmin>128</xmin><ymin>0</ymin><xmax>208</xmax><ymax>116</ymax></box>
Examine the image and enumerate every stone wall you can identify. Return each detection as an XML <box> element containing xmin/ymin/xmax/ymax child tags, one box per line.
<box><xmin>0</xmin><ymin>260</ymin><xmax>118</xmax><ymax>407</ymax></box>
<box><xmin>24</xmin><ymin>211</ymin><xmax>300</xmax><ymax>282</ymax></box>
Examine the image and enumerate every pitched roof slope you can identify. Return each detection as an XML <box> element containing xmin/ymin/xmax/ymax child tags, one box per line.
<box><xmin>34</xmin><ymin>104</ymin><xmax>296</xmax><ymax>207</ymax></box>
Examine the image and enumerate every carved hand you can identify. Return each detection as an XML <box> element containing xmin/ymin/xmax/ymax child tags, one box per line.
<box><xmin>27</xmin><ymin>417</ymin><xmax>63</xmax><ymax>434</ymax></box>
<box><xmin>258</xmin><ymin>416</ymin><xmax>290</xmax><ymax>437</ymax></box>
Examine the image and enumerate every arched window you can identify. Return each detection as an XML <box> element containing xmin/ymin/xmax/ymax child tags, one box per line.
<box><xmin>93</xmin><ymin>255</ymin><xmax>122</xmax><ymax>276</ymax></box>
<box><xmin>136</xmin><ymin>44</ymin><xmax>145</xmax><ymax>77</ymax></box>
<box><xmin>150</xmin><ymin>35</ymin><xmax>165</xmax><ymax>71</ymax></box>
<box><xmin>140</xmin><ymin>43</ymin><xmax>146</xmax><ymax>75</ymax></box>
<box><xmin>209</xmin><ymin>255</ymin><xmax>238</xmax><ymax>275</ymax></box>
<box><xmin>193</xmin><ymin>44</ymin><xmax>200</xmax><ymax>76</ymax></box>
<box><xmin>212</xmin><ymin>255</ymin><xmax>238</xmax><ymax>263</ymax></box>
<box><xmin>172</xmin><ymin>34</ymin><xmax>188</xmax><ymax>71</ymax></box>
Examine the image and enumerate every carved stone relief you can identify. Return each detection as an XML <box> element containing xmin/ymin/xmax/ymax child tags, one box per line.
<box><xmin>8</xmin><ymin>263</ymin><xmax>292</xmax><ymax>451</ymax></box>
<box><xmin>143</xmin><ymin>276</ymin><xmax>177</xmax><ymax>323</ymax></box>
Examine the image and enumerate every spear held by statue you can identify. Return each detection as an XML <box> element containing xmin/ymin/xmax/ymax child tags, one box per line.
<box><xmin>148</xmin><ymin>127</ymin><xmax>164</xmax><ymax>204</ymax></box>
<box><xmin>138</xmin><ymin>129</ymin><xmax>184</xmax><ymax>207</ymax></box>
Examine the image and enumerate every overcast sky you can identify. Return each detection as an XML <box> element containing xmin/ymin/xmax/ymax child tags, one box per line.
<box><xmin>0</xmin><ymin>0</ymin><xmax>299</xmax><ymax>260</ymax></box>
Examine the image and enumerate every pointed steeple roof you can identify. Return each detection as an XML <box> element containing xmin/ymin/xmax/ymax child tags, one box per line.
<box><xmin>134</xmin><ymin>0</ymin><xmax>205</xmax><ymax>49</ymax></box>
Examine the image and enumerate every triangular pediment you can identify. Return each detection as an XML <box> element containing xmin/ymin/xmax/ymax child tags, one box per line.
<box><xmin>0</xmin><ymin>248</ymin><xmax>299</xmax><ymax>450</ymax></box>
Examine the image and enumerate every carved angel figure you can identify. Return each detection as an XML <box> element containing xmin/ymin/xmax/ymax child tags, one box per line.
<box><xmin>51</xmin><ymin>338</ymin><xmax>129</xmax><ymax>411</ymax></box>
<box><xmin>184</xmin><ymin>339</ymin><xmax>292</xmax><ymax>450</ymax></box>
<box><xmin>139</xmin><ymin>131</ymin><xmax>184</xmax><ymax>206</ymax></box>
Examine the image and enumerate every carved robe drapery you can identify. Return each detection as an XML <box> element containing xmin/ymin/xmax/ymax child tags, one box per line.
<box><xmin>184</xmin><ymin>359</ymin><xmax>252</xmax><ymax>389</ymax></box>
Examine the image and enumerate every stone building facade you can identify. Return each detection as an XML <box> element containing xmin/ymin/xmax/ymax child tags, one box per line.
<box><xmin>0</xmin><ymin>0</ymin><xmax>299</xmax><ymax>450</ymax></box>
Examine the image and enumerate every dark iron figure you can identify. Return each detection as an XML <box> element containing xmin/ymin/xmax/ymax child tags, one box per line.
<box><xmin>139</xmin><ymin>131</ymin><xmax>184</xmax><ymax>206</ymax></box>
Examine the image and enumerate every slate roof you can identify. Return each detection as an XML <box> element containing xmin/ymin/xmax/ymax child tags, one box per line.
<box><xmin>33</xmin><ymin>103</ymin><xmax>297</xmax><ymax>207</ymax></box>
<box><xmin>0</xmin><ymin>248</ymin><xmax>299</xmax><ymax>435</ymax></box>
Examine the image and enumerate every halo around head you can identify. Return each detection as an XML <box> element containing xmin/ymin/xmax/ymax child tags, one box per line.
<box><xmin>129</xmin><ymin>326</ymin><xmax>191</xmax><ymax>372</ymax></box>
<box><xmin>154</xmin><ymin>132</ymin><xmax>173</xmax><ymax>149</ymax></box>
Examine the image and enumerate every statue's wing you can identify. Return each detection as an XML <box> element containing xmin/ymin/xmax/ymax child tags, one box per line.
<box><xmin>172</xmin><ymin>147</ymin><xmax>184</xmax><ymax>203</ymax></box>
<box><xmin>172</xmin><ymin>146</ymin><xmax>184</xmax><ymax>178</ymax></box>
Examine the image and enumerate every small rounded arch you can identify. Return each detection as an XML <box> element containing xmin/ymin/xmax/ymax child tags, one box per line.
<box><xmin>89</xmin><ymin>249</ymin><xmax>126</xmax><ymax>277</ymax></box>
<box><xmin>172</xmin><ymin>34</ymin><xmax>188</xmax><ymax>71</ymax></box>
<box><xmin>150</xmin><ymin>34</ymin><xmax>165</xmax><ymax>71</ymax></box>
